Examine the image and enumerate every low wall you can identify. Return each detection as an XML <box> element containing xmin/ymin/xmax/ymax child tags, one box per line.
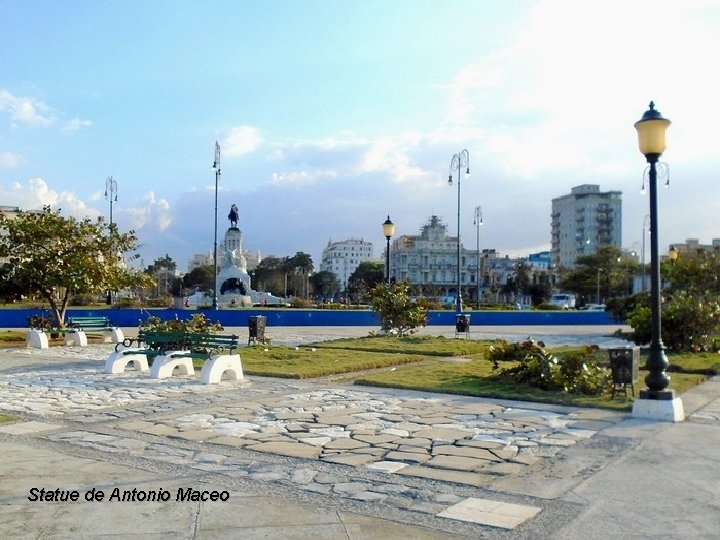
<box><xmin>1</xmin><ymin>308</ymin><xmax>618</xmax><ymax>329</ymax></box>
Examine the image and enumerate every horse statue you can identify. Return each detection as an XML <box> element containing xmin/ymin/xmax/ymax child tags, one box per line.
<box><xmin>228</xmin><ymin>204</ymin><xmax>239</xmax><ymax>228</ymax></box>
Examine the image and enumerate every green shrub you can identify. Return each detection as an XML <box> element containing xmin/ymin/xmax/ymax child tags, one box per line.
<box><xmin>114</xmin><ymin>297</ymin><xmax>142</xmax><ymax>308</ymax></box>
<box><xmin>69</xmin><ymin>293</ymin><xmax>96</xmax><ymax>306</ymax></box>
<box><xmin>491</xmin><ymin>340</ymin><xmax>609</xmax><ymax>395</ymax></box>
<box><xmin>140</xmin><ymin>313</ymin><xmax>223</xmax><ymax>334</ymax></box>
<box><xmin>370</xmin><ymin>281</ymin><xmax>427</xmax><ymax>337</ymax></box>
<box><xmin>627</xmin><ymin>293</ymin><xmax>720</xmax><ymax>352</ymax></box>
<box><xmin>146</xmin><ymin>296</ymin><xmax>172</xmax><ymax>308</ymax></box>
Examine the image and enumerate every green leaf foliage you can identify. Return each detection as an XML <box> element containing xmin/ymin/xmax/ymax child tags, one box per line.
<box><xmin>370</xmin><ymin>281</ymin><xmax>427</xmax><ymax>337</ymax></box>
<box><xmin>0</xmin><ymin>206</ymin><xmax>152</xmax><ymax>327</ymax></box>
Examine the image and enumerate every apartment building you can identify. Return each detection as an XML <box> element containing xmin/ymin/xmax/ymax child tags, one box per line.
<box><xmin>551</xmin><ymin>184</ymin><xmax>622</xmax><ymax>268</ymax></box>
<box><xmin>320</xmin><ymin>238</ymin><xmax>374</xmax><ymax>290</ymax></box>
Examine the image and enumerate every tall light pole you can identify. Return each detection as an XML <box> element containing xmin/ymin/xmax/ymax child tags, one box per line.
<box><xmin>596</xmin><ymin>267</ymin><xmax>605</xmax><ymax>305</ymax></box>
<box><xmin>449</xmin><ymin>149</ymin><xmax>470</xmax><ymax>313</ymax></box>
<box><xmin>104</xmin><ymin>176</ymin><xmax>117</xmax><ymax>305</ymax></box>
<box><xmin>382</xmin><ymin>215</ymin><xmax>395</xmax><ymax>283</ymax></box>
<box><xmin>105</xmin><ymin>176</ymin><xmax>118</xmax><ymax>227</ymax></box>
<box><xmin>473</xmin><ymin>205</ymin><xmax>483</xmax><ymax>308</ymax></box>
<box><xmin>211</xmin><ymin>141</ymin><xmax>221</xmax><ymax>310</ymax></box>
<box><xmin>633</xmin><ymin>101</ymin><xmax>683</xmax><ymax>421</ymax></box>
<box><xmin>641</xmin><ymin>214</ymin><xmax>650</xmax><ymax>292</ymax></box>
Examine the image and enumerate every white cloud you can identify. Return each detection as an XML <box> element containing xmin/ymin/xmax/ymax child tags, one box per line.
<box><xmin>62</xmin><ymin>117</ymin><xmax>92</xmax><ymax>132</ymax></box>
<box><xmin>0</xmin><ymin>151</ymin><xmax>22</xmax><ymax>167</ymax></box>
<box><xmin>222</xmin><ymin>126</ymin><xmax>262</xmax><ymax>156</ymax></box>
<box><xmin>0</xmin><ymin>177</ymin><xmax>101</xmax><ymax>219</ymax></box>
<box><xmin>124</xmin><ymin>191</ymin><xmax>172</xmax><ymax>232</ymax></box>
<box><xmin>271</xmin><ymin>169</ymin><xmax>337</xmax><ymax>185</ymax></box>
<box><xmin>0</xmin><ymin>89</ymin><xmax>55</xmax><ymax>127</ymax></box>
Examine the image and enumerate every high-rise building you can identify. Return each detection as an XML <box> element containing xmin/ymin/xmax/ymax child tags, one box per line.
<box><xmin>551</xmin><ymin>184</ymin><xmax>622</xmax><ymax>268</ymax></box>
<box><xmin>320</xmin><ymin>238</ymin><xmax>374</xmax><ymax>290</ymax></box>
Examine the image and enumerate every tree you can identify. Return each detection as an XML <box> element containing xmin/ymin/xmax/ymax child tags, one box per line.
<box><xmin>559</xmin><ymin>245</ymin><xmax>632</xmax><ymax>302</ymax></box>
<box><xmin>182</xmin><ymin>264</ymin><xmax>214</xmax><ymax>293</ymax></box>
<box><xmin>255</xmin><ymin>256</ymin><xmax>288</xmax><ymax>297</ymax></box>
<box><xmin>627</xmin><ymin>248</ymin><xmax>720</xmax><ymax>351</ymax></box>
<box><xmin>145</xmin><ymin>254</ymin><xmax>180</xmax><ymax>297</ymax></box>
<box><xmin>310</xmin><ymin>270</ymin><xmax>339</xmax><ymax>299</ymax></box>
<box><xmin>349</xmin><ymin>261</ymin><xmax>385</xmax><ymax>291</ymax></box>
<box><xmin>0</xmin><ymin>206</ymin><xmax>152</xmax><ymax>328</ymax></box>
<box><xmin>370</xmin><ymin>281</ymin><xmax>427</xmax><ymax>336</ymax></box>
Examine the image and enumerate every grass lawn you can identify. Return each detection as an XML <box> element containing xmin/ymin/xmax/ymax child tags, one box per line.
<box><xmin>214</xmin><ymin>346</ymin><xmax>429</xmax><ymax>379</ymax></box>
<box><xmin>3</xmin><ymin>329</ymin><xmax>714</xmax><ymax>411</ymax></box>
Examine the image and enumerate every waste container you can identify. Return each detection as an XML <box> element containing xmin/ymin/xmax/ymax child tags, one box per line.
<box><xmin>248</xmin><ymin>315</ymin><xmax>266</xmax><ymax>346</ymax></box>
<box><xmin>608</xmin><ymin>346</ymin><xmax>640</xmax><ymax>398</ymax></box>
<box><xmin>455</xmin><ymin>314</ymin><xmax>470</xmax><ymax>338</ymax></box>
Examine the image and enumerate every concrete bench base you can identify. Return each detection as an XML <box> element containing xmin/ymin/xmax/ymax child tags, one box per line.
<box><xmin>104</xmin><ymin>350</ymin><xmax>151</xmax><ymax>374</ymax></box>
<box><xmin>199</xmin><ymin>354</ymin><xmax>243</xmax><ymax>384</ymax></box>
<box><xmin>26</xmin><ymin>330</ymin><xmax>49</xmax><ymax>349</ymax></box>
<box><xmin>149</xmin><ymin>352</ymin><xmax>195</xmax><ymax>379</ymax></box>
<box><xmin>64</xmin><ymin>331</ymin><xmax>88</xmax><ymax>347</ymax></box>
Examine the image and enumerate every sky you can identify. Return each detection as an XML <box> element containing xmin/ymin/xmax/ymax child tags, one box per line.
<box><xmin>2</xmin><ymin>0</ymin><xmax>720</xmax><ymax>273</ymax></box>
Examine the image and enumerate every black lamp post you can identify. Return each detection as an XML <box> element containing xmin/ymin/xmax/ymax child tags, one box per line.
<box><xmin>382</xmin><ymin>215</ymin><xmax>395</xmax><ymax>283</ymax></box>
<box><xmin>634</xmin><ymin>101</ymin><xmax>673</xmax><ymax>400</ymax></box>
<box><xmin>474</xmin><ymin>205</ymin><xmax>483</xmax><ymax>308</ymax></box>
<box><xmin>449</xmin><ymin>150</ymin><xmax>470</xmax><ymax>314</ymax></box>
<box><xmin>104</xmin><ymin>176</ymin><xmax>117</xmax><ymax>305</ymax></box>
<box><xmin>211</xmin><ymin>141</ymin><xmax>221</xmax><ymax>310</ymax></box>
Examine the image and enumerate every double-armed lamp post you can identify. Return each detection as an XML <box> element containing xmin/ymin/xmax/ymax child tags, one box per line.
<box><xmin>449</xmin><ymin>150</ymin><xmax>470</xmax><ymax>314</ymax></box>
<box><xmin>382</xmin><ymin>215</ymin><xmax>395</xmax><ymax>283</ymax></box>
<box><xmin>632</xmin><ymin>101</ymin><xmax>683</xmax><ymax>421</ymax></box>
<box><xmin>211</xmin><ymin>141</ymin><xmax>221</xmax><ymax>310</ymax></box>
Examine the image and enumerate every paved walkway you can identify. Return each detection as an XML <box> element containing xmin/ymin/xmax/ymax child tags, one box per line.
<box><xmin>1</xmin><ymin>326</ymin><xmax>719</xmax><ymax>538</ymax></box>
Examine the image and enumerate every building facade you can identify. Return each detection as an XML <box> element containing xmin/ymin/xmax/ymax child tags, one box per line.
<box><xmin>388</xmin><ymin>215</ymin><xmax>518</xmax><ymax>303</ymax></box>
<box><xmin>320</xmin><ymin>238</ymin><xmax>374</xmax><ymax>290</ymax></box>
<box><xmin>551</xmin><ymin>184</ymin><xmax>622</xmax><ymax>268</ymax></box>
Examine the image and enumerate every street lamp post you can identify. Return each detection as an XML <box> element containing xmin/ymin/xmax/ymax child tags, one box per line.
<box><xmin>596</xmin><ymin>267</ymin><xmax>605</xmax><ymax>305</ymax></box>
<box><xmin>473</xmin><ymin>206</ymin><xmax>483</xmax><ymax>308</ymax></box>
<box><xmin>632</xmin><ymin>101</ymin><xmax>683</xmax><ymax>421</ymax></box>
<box><xmin>211</xmin><ymin>141</ymin><xmax>221</xmax><ymax>310</ymax></box>
<box><xmin>104</xmin><ymin>176</ymin><xmax>117</xmax><ymax>305</ymax></box>
<box><xmin>382</xmin><ymin>215</ymin><xmax>395</xmax><ymax>283</ymax></box>
<box><xmin>642</xmin><ymin>214</ymin><xmax>650</xmax><ymax>292</ymax></box>
<box><xmin>449</xmin><ymin>150</ymin><xmax>470</xmax><ymax>314</ymax></box>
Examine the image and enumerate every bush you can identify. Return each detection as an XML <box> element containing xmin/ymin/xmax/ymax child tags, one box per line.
<box><xmin>69</xmin><ymin>293</ymin><xmax>97</xmax><ymax>306</ymax></box>
<box><xmin>114</xmin><ymin>297</ymin><xmax>142</xmax><ymax>308</ymax></box>
<box><xmin>370</xmin><ymin>281</ymin><xmax>427</xmax><ymax>337</ymax></box>
<box><xmin>627</xmin><ymin>293</ymin><xmax>720</xmax><ymax>352</ymax></box>
<box><xmin>146</xmin><ymin>296</ymin><xmax>172</xmax><ymax>308</ymax></box>
<box><xmin>491</xmin><ymin>340</ymin><xmax>609</xmax><ymax>394</ymax></box>
<box><xmin>140</xmin><ymin>313</ymin><xmax>223</xmax><ymax>334</ymax></box>
<box><xmin>27</xmin><ymin>313</ymin><xmax>54</xmax><ymax>331</ymax></box>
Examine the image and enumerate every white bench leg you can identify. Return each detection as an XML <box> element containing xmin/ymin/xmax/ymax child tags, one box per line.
<box><xmin>26</xmin><ymin>330</ymin><xmax>49</xmax><ymax>349</ymax></box>
<box><xmin>200</xmin><ymin>354</ymin><xmax>244</xmax><ymax>384</ymax></box>
<box><xmin>110</xmin><ymin>328</ymin><xmax>124</xmax><ymax>343</ymax></box>
<box><xmin>63</xmin><ymin>331</ymin><xmax>87</xmax><ymax>346</ymax></box>
<box><xmin>104</xmin><ymin>350</ymin><xmax>150</xmax><ymax>374</ymax></box>
<box><xmin>149</xmin><ymin>352</ymin><xmax>195</xmax><ymax>379</ymax></box>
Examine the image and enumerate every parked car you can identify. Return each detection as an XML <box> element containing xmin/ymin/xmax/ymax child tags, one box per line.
<box><xmin>549</xmin><ymin>293</ymin><xmax>576</xmax><ymax>309</ymax></box>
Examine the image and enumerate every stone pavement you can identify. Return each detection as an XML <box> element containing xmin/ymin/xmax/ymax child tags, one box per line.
<box><xmin>1</xmin><ymin>326</ymin><xmax>719</xmax><ymax>538</ymax></box>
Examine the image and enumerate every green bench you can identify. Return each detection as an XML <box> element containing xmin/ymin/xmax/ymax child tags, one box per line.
<box><xmin>63</xmin><ymin>315</ymin><xmax>124</xmax><ymax>346</ymax></box>
<box><xmin>105</xmin><ymin>330</ymin><xmax>243</xmax><ymax>384</ymax></box>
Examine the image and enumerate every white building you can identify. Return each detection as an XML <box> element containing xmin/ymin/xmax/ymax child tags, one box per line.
<box><xmin>320</xmin><ymin>238</ymin><xmax>374</xmax><ymax>290</ymax></box>
<box><xmin>551</xmin><ymin>184</ymin><xmax>622</xmax><ymax>269</ymax></box>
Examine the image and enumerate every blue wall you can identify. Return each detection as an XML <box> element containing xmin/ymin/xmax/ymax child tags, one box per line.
<box><xmin>2</xmin><ymin>308</ymin><xmax>618</xmax><ymax>328</ymax></box>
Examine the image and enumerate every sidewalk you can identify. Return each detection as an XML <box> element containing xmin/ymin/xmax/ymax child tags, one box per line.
<box><xmin>1</xmin><ymin>326</ymin><xmax>718</xmax><ymax>538</ymax></box>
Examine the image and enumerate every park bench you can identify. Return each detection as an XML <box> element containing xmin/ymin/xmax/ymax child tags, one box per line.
<box><xmin>25</xmin><ymin>314</ymin><xmax>123</xmax><ymax>349</ymax></box>
<box><xmin>104</xmin><ymin>330</ymin><xmax>243</xmax><ymax>384</ymax></box>
<box><xmin>64</xmin><ymin>315</ymin><xmax>124</xmax><ymax>346</ymax></box>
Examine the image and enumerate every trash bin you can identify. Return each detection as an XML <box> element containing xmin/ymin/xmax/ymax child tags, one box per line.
<box><xmin>455</xmin><ymin>314</ymin><xmax>470</xmax><ymax>338</ymax></box>
<box><xmin>248</xmin><ymin>315</ymin><xmax>266</xmax><ymax>346</ymax></box>
<box><xmin>608</xmin><ymin>346</ymin><xmax>640</xmax><ymax>398</ymax></box>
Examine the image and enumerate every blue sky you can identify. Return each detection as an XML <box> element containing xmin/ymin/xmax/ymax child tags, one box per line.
<box><xmin>2</xmin><ymin>0</ymin><xmax>719</xmax><ymax>272</ymax></box>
